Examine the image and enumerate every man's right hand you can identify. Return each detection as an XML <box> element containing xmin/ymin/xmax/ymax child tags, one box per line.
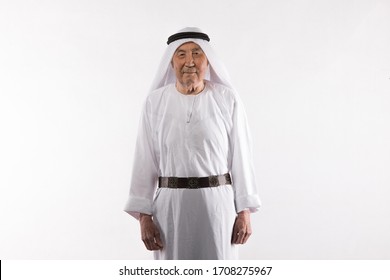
<box><xmin>139</xmin><ymin>213</ymin><xmax>163</xmax><ymax>251</ymax></box>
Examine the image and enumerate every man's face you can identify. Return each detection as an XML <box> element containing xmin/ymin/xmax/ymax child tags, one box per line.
<box><xmin>171</xmin><ymin>42</ymin><xmax>208</xmax><ymax>88</ymax></box>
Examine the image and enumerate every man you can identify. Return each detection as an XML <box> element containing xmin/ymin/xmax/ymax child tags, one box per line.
<box><xmin>124</xmin><ymin>27</ymin><xmax>261</xmax><ymax>259</ymax></box>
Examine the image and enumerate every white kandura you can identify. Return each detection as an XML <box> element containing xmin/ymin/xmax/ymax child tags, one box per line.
<box><xmin>124</xmin><ymin>82</ymin><xmax>261</xmax><ymax>259</ymax></box>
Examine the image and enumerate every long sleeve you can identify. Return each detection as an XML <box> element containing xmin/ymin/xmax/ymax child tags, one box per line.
<box><xmin>124</xmin><ymin>98</ymin><xmax>159</xmax><ymax>219</ymax></box>
<box><xmin>229</xmin><ymin>94</ymin><xmax>261</xmax><ymax>213</ymax></box>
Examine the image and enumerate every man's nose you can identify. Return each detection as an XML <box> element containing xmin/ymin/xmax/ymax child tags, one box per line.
<box><xmin>185</xmin><ymin>54</ymin><xmax>194</xmax><ymax>66</ymax></box>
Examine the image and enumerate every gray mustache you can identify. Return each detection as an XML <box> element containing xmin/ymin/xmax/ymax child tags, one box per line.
<box><xmin>182</xmin><ymin>67</ymin><xmax>197</xmax><ymax>73</ymax></box>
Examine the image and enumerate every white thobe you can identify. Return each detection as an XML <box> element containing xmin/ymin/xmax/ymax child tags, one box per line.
<box><xmin>124</xmin><ymin>82</ymin><xmax>261</xmax><ymax>259</ymax></box>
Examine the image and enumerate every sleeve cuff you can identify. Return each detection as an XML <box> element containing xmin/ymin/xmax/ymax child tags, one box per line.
<box><xmin>235</xmin><ymin>194</ymin><xmax>262</xmax><ymax>214</ymax></box>
<box><xmin>123</xmin><ymin>196</ymin><xmax>153</xmax><ymax>220</ymax></box>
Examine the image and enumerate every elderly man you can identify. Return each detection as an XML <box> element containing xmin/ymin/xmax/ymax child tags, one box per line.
<box><xmin>124</xmin><ymin>27</ymin><xmax>261</xmax><ymax>260</ymax></box>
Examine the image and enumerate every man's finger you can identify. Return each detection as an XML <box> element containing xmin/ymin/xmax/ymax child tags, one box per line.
<box><xmin>144</xmin><ymin>238</ymin><xmax>160</xmax><ymax>251</ymax></box>
<box><xmin>154</xmin><ymin>231</ymin><xmax>163</xmax><ymax>248</ymax></box>
<box><xmin>142</xmin><ymin>239</ymin><xmax>152</xmax><ymax>250</ymax></box>
<box><xmin>232</xmin><ymin>232</ymin><xmax>237</xmax><ymax>244</ymax></box>
<box><xmin>232</xmin><ymin>231</ymin><xmax>244</xmax><ymax>244</ymax></box>
<box><xmin>237</xmin><ymin>231</ymin><xmax>246</xmax><ymax>244</ymax></box>
<box><xmin>242</xmin><ymin>230</ymin><xmax>251</xmax><ymax>244</ymax></box>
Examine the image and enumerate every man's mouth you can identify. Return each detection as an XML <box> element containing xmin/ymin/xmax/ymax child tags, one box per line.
<box><xmin>183</xmin><ymin>68</ymin><xmax>197</xmax><ymax>73</ymax></box>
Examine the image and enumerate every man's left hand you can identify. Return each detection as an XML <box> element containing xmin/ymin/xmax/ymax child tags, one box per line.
<box><xmin>232</xmin><ymin>210</ymin><xmax>252</xmax><ymax>244</ymax></box>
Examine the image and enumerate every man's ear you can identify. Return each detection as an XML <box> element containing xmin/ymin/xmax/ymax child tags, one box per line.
<box><xmin>170</xmin><ymin>60</ymin><xmax>174</xmax><ymax>67</ymax></box>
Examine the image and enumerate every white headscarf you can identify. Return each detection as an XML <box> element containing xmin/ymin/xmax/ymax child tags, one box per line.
<box><xmin>149</xmin><ymin>27</ymin><xmax>235</xmax><ymax>93</ymax></box>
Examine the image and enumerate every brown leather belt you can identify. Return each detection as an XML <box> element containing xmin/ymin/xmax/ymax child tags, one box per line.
<box><xmin>158</xmin><ymin>173</ymin><xmax>232</xmax><ymax>189</ymax></box>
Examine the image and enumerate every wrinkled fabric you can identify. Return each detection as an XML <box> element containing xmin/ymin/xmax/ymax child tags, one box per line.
<box><xmin>124</xmin><ymin>82</ymin><xmax>261</xmax><ymax>259</ymax></box>
<box><xmin>152</xmin><ymin>184</ymin><xmax>238</xmax><ymax>259</ymax></box>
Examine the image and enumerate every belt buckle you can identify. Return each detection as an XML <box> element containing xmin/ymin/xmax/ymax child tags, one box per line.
<box><xmin>159</xmin><ymin>177</ymin><xmax>168</xmax><ymax>188</ymax></box>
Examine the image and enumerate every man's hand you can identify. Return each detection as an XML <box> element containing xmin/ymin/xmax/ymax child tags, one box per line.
<box><xmin>139</xmin><ymin>213</ymin><xmax>163</xmax><ymax>250</ymax></box>
<box><xmin>231</xmin><ymin>210</ymin><xmax>252</xmax><ymax>244</ymax></box>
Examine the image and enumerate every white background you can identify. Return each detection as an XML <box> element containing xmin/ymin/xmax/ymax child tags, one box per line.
<box><xmin>0</xmin><ymin>0</ymin><xmax>389</xmax><ymax>259</ymax></box>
